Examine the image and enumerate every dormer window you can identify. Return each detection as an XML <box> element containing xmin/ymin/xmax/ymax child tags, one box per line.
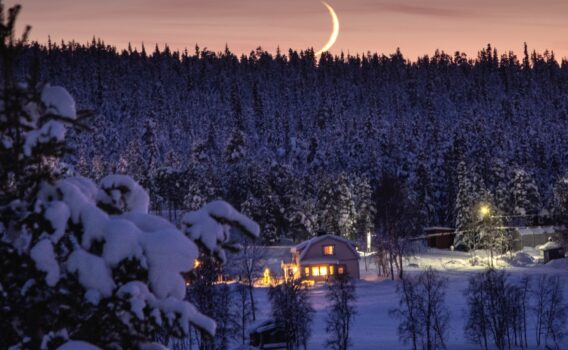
<box><xmin>323</xmin><ymin>245</ymin><xmax>335</xmax><ymax>256</ymax></box>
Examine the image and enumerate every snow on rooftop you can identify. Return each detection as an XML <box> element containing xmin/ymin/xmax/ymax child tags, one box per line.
<box><xmin>57</xmin><ymin>341</ymin><xmax>102</xmax><ymax>350</ymax></box>
<box><xmin>292</xmin><ymin>234</ymin><xmax>358</xmax><ymax>260</ymax></box>
<box><xmin>537</xmin><ymin>241</ymin><xmax>563</xmax><ymax>251</ymax></box>
<box><xmin>516</xmin><ymin>226</ymin><xmax>557</xmax><ymax>236</ymax></box>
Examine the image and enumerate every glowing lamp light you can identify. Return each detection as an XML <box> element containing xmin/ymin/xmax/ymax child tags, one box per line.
<box><xmin>479</xmin><ymin>205</ymin><xmax>490</xmax><ymax>218</ymax></box>
<box><xmin>263</xmin><ymin>267</ymin><xmax>272</xmax><ymax>285</ymax></box>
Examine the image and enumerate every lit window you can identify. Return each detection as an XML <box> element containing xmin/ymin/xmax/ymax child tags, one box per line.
<box><xmin>323</xmin><ymin>245</ymin><xmax>335</xmax><ymax>256</ymax></box>
<box><xmin>312</xmin><ymin>266</ymin><xmax>320</xmax><ymax>276</ymax></box>
<box><xmin>329</xmin><ymin>265</ymin><xmax>335</xmax><ymax>275</ymax></box>
<box><xmin>320</xmin><ymin>266</ymin><xmax>328</xmax><ymax>276</ymax></box>
<box><xmin>338</xmin><ymin>266</ymin><xmax>345</xmax><ymax>274</ymax></box>
<box><xmin>304</xmin><ymin>267</ymin><xmax>310</xmax><ymax>276</ymax></box>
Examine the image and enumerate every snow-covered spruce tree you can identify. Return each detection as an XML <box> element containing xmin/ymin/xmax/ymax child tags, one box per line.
<box><xmin>453</xmin><ymin>162</ymin><xmax>492</xmax><ymax>252</ymax></box>
<box><xmin>317</xmin><ymin>174</ymin><xmax>357</xmax><ymax>239</ymax></box>
<box><xmin>324</xmin><ymin>274</ymin><xmax>357</xmax><ymax>350</ymax></box>
<box><xmin>352</xmin><ymin>175</ymin><xmax>376</xmax><ymax>246</ymax></box>
<box><xmin>0</xmin><ymin>8</ymin><xmax>259</xmax><ymax>348</ymax></box>
<box><xmin>510</xmin><ymin>168</ymin><xmax>541</xmax><ymax>217</ymax></box>
<box><xmin>268</xmin><ymin>279</ymin><xmax>314</xmax><ymax>350</ymax></box>
<box><xmin>487</xmin><ymin>158</ymin><xmax>510</xmax><ymax>215</ymax></box>
<box><xmin>553</xmin><ymin>175</ymin><xmax>568</xmax><ymax>226</ymax></box>
<box><xmin>414</xmin><ymin>160</ymin><xmax>437</xmax><ymax>227</ymax></box>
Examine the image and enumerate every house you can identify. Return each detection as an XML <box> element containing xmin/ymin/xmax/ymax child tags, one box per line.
<box><xmin>287</xmin><ymin>234</ymin><xmax>360</xmax><ymax>281</ymax></box>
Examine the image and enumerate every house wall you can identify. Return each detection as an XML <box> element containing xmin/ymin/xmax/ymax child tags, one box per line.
<box><xmin>300</xmin><ymin>237</ymin><xmax>360</xmax><ymax>279</ymax></box>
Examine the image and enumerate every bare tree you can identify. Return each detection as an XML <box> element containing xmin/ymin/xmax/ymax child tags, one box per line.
<box><xmin>464</xmin><ymin>269</ymin><xmax>509</xmax><ymax>350</ymax></box>
<box><xmin>235</xmin><ymin>282</ymin><xmax>252</xmax><ymax>345</ymax></box>
<box><xmin>390</xmin><ymin>276</ymin><xmax>421</xmax><ymax>349</ymax></box>
<box><xmin>391</xmin><ymin>268</ymin><xmax>449</xmax><ymax>350</ymax></box>
<box><xmin>518</xmin><ymin>275</ymin><xmax>531</xmax><ymax>348</ymax></box>
<box><xmin>533</xmin><ymin>274</ymin><xmax>567</xmax><ymax>349</ymax></box>
<box><xmin>464</xmin><ymin>269</ymin><xmax>540</xmax><ymax>350</ymax></box>
<box><xmin>374</xmin><ymin>174</ymin><xmax>423</xmax><ymax>280</ymax></box>
<box><xmin>268</xmin><ymin>279</ymin><xmax>314</xmax><ymax>350</ymax></box>
<box><xmin>324</xmin><ymin>275</ymin><xmax>357</xmax><ymax>350</ymax></box>
<box><xmin>233</xmin><ymin>239</ymin><xmax>266</xmax><ymax>321</ymax></box>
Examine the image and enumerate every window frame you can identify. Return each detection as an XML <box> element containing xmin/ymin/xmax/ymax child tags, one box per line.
<box><xmin>322</xmin><ymin>244</ymin><xmax>336</xmax><ymax>256</ymax></box>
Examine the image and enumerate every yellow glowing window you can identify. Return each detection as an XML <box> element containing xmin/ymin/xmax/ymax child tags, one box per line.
<box><xmin>312</xmin><ymin>266</ymin><xmax>320</xmax><ymax>276</ymax></box>
<box><xmin>338</xmin><ymin>266</ymin><xmax>345</xmax><ymax>274</ymax></box>
<box><xmin>329</xmin><ymin>265</ymin><xmax>335</xmax><ymax>275</ymax></box>
<box><xmin>319</xmin><ymin>266</ymin><xmax>328</xmax><ymax>276</ymax></box>
<box><xmin>305</xmin><ymin>267</ymin><xmax>310</xmax><ymax>276</ymax></box>
<box><xmin>323</xmin><ymin>245</ymin><xmax>335</xmax><ymax>256</ymax></box>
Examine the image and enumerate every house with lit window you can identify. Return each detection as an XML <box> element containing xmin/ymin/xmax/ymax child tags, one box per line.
<box><xmin>287</xmin><ymin>234</ymin><xmax>360</xmax><ymax>282</ymax></box>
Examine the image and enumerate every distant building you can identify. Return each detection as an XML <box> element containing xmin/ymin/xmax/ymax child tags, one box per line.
<box><xmin>248</xmin><ymin>320</ymin><xmax>287</xmax><ymax>349</ymax></box>
<box><xmin>512</xmin><ymin>226</ymin><xmax>562</xmax><ymax>250</ymax></box>
<box><xmin>285</xmin><ymin>234</ymin><xmax>360</xmax><ymax>282</ymax></box>
<box><xmin>540</xmin><ymin>240</ymin><xmax>566</xmax><ymax>263</ymax></box>
<box><xmin>422</xmin><ymin>227</ymin><xmax>456</xmax><ymax>249</ymax></box>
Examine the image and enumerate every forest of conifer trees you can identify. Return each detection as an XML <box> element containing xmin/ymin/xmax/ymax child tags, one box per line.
<box><xmin>15</xmin><ymin>41</ymin><xmax>568</xmax><ymax>244</ymax></box>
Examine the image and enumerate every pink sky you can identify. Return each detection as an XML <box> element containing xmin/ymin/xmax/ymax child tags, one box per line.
<box><xmin>11</xmin><ymin>0</ymin><xmax>568</xmax><ymax>60</ymax></box>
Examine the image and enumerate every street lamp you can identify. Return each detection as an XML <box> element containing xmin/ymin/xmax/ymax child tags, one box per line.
<box><xmin>478</xmin><ymin>203</ymin><xmax>495</xmax><ymax>267</ymax></box>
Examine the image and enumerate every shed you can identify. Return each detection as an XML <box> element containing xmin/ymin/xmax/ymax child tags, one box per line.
<box><xmin>248</xmin><ymin>320</ymin><xmax>287</xmax><ymax>349</ymax></box>
<box><xmin>423</xmin><ymin>227</ymin><xmax>456</xmax><ymax>249</ymax></box>
<box><xmin>538</xmin><ymin>240</ymin><xmax>566</xmax><ymax>264</ymax></box>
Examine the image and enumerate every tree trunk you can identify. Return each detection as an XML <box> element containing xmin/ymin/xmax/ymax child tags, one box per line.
<box><xmin>248</xmin><ymin>282</ymin><xmax>256</xmax><ymax>321</ymax></box>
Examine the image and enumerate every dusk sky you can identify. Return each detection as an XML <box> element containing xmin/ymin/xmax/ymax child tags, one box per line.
<box><xmin>12</xmin><ymin>0</ymin><xmax>568</xmax><ymax>60</ymax></box>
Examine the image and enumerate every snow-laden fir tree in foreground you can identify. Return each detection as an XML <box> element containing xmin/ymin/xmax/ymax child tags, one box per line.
<box><xmin>0</xmin><ymin>6</ymin><xmax>259</xmax><ymax>349</ymax></box>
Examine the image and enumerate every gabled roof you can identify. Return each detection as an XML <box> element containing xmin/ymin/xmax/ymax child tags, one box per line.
<box><xmin>291</xmin><ymin>234</ymin><xmax>359</xmax><ymax>261</ymax></box>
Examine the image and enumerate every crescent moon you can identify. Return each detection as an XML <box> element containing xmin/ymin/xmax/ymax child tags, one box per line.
<box><xmin>315</xmin><ymin>1</ymin><xmax>339</xmax><ymax>56</ymax></box>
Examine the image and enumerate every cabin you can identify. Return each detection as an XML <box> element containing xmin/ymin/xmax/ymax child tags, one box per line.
<box><xmin>288</xmin><ymin>234</ymin><xmax>360</xmax><ymax>282</ymax></box>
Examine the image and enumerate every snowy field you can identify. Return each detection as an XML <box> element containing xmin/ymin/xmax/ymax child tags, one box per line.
<box><xmin>249</xmin><ymin>249</ymin><xmax>568</xmax><ymax>350</ymax></box>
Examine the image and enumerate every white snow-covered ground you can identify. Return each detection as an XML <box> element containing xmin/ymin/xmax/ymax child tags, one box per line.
<box><xmin>247</xmin><ymin>248</ymin><xmax>568</xmax><ymax>350</ymax></box>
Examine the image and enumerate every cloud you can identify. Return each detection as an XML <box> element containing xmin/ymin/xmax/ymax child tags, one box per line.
<box><xmin>368</xmin><ymin>2</ymin><xmax>474</xmax><ymax>18</ymax></box>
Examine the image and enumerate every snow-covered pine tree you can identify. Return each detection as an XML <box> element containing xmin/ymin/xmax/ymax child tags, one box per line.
<box><xmin>454</xmin><ymin>162</ymin><xmax>491</xmax><ymax>250</ymax></box>
<box><xmin>510</xmin><ymin>168</ymin><xmax>541</xmax><ymax>217</ymax></box>
<box><xmin>553</xmin><ymin>175</ymin><xmax>568</xmax><ymax>224</ymax></box>
<box><xmin>414</xmin><ymin>160</ymin><xmax>437</xmax><ymax>226</ymax></box>
<box><xmin>352</xmin><ymin>175</ymin><xmax>376</xmax><ymax>245</ymax></box>
<box><xmin>317</xmin><ymin>174</ymin><xmax>357</xmax><ymax>239</ymax></box>
<box><xmin>224</xmin><ymin>128</ymin><xmax>246</xmax><ymax>164</ymax></box>
<box><xmin>488</xmin><ymin>158</ymin><xmax>511</xmax><ymax>215</ymax></box>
